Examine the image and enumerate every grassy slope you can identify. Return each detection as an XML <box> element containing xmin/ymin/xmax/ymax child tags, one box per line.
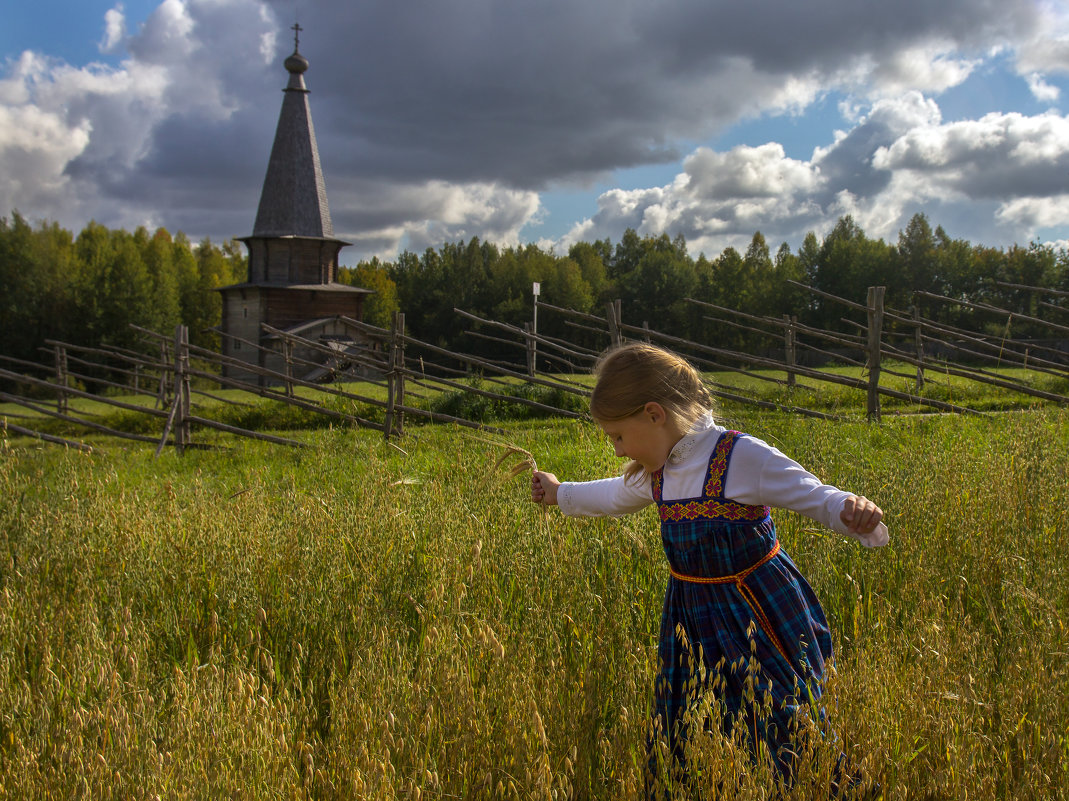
<box><xmin>1</xmin><ymin>408</ymin><xmax>1068</xmax><ymax>799</ymax></box>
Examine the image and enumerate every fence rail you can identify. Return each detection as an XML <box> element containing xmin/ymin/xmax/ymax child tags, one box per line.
<box><xmin>3</xmin><ymin>283</ymin><xmax>1068</xmax><ymax>453</ymax></box>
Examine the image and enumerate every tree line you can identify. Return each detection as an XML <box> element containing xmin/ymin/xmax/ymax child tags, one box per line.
<box><xmin>354</xmin><ymin>213</ymin><xmax>1069</xmax><ymax>359</ymax></box>
<box><xmin>3</xmin><ymin>209</ymin><xmax>1068</xmax><ymax>382</ymax></box>
<box><xmin>1</xmin><ymin>212</ymin><xmax>246</xmax><ymax>367</ymax></box>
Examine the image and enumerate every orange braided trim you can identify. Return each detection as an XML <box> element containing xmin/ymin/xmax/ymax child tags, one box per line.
<box><xmin>669</xmin><ymin>541</ymin><xmax>792</xmax><ymax>664</ymax></box>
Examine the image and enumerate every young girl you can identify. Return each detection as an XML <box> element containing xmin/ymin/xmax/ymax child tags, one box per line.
<box><xmin>531</xmin><ymin>343</ymin><xmax>887</xmax><ymax>789</ymax></box>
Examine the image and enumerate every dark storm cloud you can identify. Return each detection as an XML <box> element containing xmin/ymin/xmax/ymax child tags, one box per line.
<box><xmin>265</xmin><ymin>0</ymin><xmax>1041</xmax><ymax>189</ymax></box>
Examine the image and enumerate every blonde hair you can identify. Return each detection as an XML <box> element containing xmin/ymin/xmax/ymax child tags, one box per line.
<box><xmin>590</xmin><ymin>342</ymin><xmax>713</xmax><ymax>478</ymax></box>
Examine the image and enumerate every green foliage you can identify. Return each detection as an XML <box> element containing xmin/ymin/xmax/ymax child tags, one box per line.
<box><xmin>428</xmin><ymin>377</ymin><xmax>589</xmax><ymax>422</ymax></box>
<box><xmin>72</xmin><ymin>222</ymin><xmax>158</xmax><ymax>352</ymax></box>
<box><xmin>192</xmin><ymin>237</ymin><xmax>245</xmax><ymax>351</ymax></box>
<box><xmin>0</xmin><ymin>212</ymin><xmax>77</xmax><ymax>362</ymax></box>
<box><xmin>339</xmin><ymin>258</ymin><xmax>400</xmax><ymax>329</ymax></box>
<box><xmin>210</xmin><ymin>394</ymin><xmax>386</xmax><ymax>432</ymax></box>
<box><xmin>0</xmin><ymin>216</ymin><xmax>246</xmax><ymax>371</ymax></box>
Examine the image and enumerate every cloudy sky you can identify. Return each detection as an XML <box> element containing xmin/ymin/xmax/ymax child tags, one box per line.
<box><xmin>2</xmin><ymin>0</ymin><xmax>1069</xmax><ymax>264</ymax></box>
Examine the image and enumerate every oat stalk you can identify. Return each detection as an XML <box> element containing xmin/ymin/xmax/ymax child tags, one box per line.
<box><xmin>463</xmin><ymin>433</ymin><xmax>539</xmax><ymax>478</ymax></box>
<box><xmin>462</xmin><ymin>434</ymin><xmax>552</xmax><ymax>536</ymax></box>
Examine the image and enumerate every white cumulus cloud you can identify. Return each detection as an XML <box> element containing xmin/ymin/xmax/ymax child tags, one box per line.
<box><xmin>559</xmin><ymin>100</ymin><xmax>1069</xmax><ymax>258</ymax></box>
<box><xmin>1026</xmin><ymin>73</ymin><xmax>1061</xmax><ymax>103</ymax></box>
<box><xmin>100</xmin><ymin>5</ymin><xmax>127</xmax><ymax>54</ymax></box>
<box><xmin>327</xmin><ymin>177</ymin><xmax>542</xmax><ymax>259</ymax></box>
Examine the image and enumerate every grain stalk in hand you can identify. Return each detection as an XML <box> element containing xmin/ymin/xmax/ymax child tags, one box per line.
<box><xmin>463</xmin><ymin>433</ymin><xmax>539</xmax><ymax>477</ymax></box>
<box><xmin>465</xmin><ymin>434</ymin><xmax>555</xmax><ymax>551</ymax></box>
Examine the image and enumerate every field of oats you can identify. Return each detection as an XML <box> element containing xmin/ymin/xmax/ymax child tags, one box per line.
<box><xmin>1</xmin><ymin>406</ymin><xmax>1068</xmax><ymax>800</ymax></box>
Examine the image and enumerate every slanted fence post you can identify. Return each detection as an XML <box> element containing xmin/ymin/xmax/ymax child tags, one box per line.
<box><xmin>394</xmin><ymin>312</ymin><xmax>406</xmax><ymax>437</ymax></box>
<box><xmin>54</xmin><ymin>344</ymin><xmax>68</xmax><ymax>414</ymax></box>
<box><xmin>783</xmin><ymin>315</ymin><xmax>796</xmax><ymax>389</ymax></box>
<box><xmin>913</xmin><ymin>304</ymin><xmax>924</xmax><ymax>391</ymax></box>
<box><xmin>156</xmin><ymin>325</ymin><xmax>189</xmax><ymax>457</ymax></box>
<box><xmin>606</xmin><ymin>300</ymin><xmax>623</xmax><ymax>347</ymax></box>
<box><xmin>525</xmin><ymin>322</ymin><xmax>536</xmax><ymax>377</ymax></box>
<box><xmin>385</xmin><ymin>312</ymin><xmax>406</xmax><ymax>439</ymax></box>
<box><xmin>531</xmin><ymin>282</ymin><xmax>540</xmax><ymax>375</ymax></box>
<box><xmin>176</xmin><ymin>325</ymin><xmax>192</xmax><ymax>453</ymax></box>
<box><xmin>282</xmin><ymin>339</ymin><xmax>295</xmax><ymax>398</ymax></box>
<box><xmin>866</xmin><ymin>286</ymin><xmax>886</xmax><ymax>421</ymax></box>
<box><xmin>156</xmin><ymin>341</ymin><xmax>169</xmax><ymax>409</ymax></box>
<box><xmin>384</xmin><ymin>341</ymin><xmax>395</xmax><ymax>439</ymax></box>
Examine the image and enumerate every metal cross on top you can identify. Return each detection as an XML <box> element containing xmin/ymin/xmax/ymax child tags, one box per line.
<box><xmin>292</xmin><ymin>22</ymin><xmax>303</xmax><ymax>51</ymax></box>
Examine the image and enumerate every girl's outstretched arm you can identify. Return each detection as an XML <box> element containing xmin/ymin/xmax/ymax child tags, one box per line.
<box><xmin>532</xmin><ymin>471</ymin><xmax>561</xmax><ymax>506</ymax></box>
<box><xmin>840</xmin><ymin>495</ymin><xmax>883</xmax><ymax>535</ymax></box>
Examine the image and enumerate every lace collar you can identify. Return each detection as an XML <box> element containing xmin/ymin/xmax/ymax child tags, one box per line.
<box><xmin>666</xmin><ymin>410</ymin><xmax>717</xmax><ymax>466</ymax></box>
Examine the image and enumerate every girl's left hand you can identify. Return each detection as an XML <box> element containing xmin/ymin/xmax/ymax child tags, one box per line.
<box><xmin>532</xmin><ymin>471</ymin><xmax>560</xmax><ymax>506</ymax></box>
<box><xmin>840</xmin><ymin>495</ymin><xmax>883</xmax><ymax>534</ymax></box>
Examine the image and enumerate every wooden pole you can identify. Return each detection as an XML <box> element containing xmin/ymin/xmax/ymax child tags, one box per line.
<box><xmin>54</xmin><ymin>344</ymin><xmax>68</xmax><ymax>414</ymax></box>
<box><xmin>385</xmin><ymin>315</ymin><xmax>397</xmax><ymax>439</ymax></box>
<box><xmin>881</xmin><ymin>307</ymin><xmax>1069</xmax><ymax>374</ymax></box>
<box><xmin>174</xmin><ymin>325</ymin><xmax>192</xmax><ymax>453</ymax></box>
<box><xmin>531</xmin><ymin>282</ymin><xmax>540</xmax><ymax>375</ymax></box>
<box><xmin>783</xmin><ymin>315</ymin><xmax>796</xmax><ymax>389</ymax></box>
<box><xmin>1</xmin><ymin>391</ymin><xmax>161</xmax><ymax>445</ymax></box>
<box><xmin>994</xmin><ymin>279</ymin><xmax>1069</xmax><ymax>298</ymax></box>
<box><xmin>395</xmin><ymin>312</ymin><xmax>406</xmax><ymax>437</ymax></box>
<box><xmin>606</xmin><ymin>300</ymin><xmax>623</xmax><ymax>347</ymax></box>
<box><xmin>156</xmin><ymin>341</ymin><xmax>169</xmax><ymax>409</ymax></box>
<box><xmin>282</xmin><ymin>339</ymin><xmax>294</xmax><ymax>398</ymax></box>
<box><xmin>1</xmin><ymin>419</ymin><xmax>92</xmax><ymax>452</ymax></box>
<box><xmin>867</xmin><ymin>286</ymin><xmax>886</xmax><ymax>421</ymax></box>
<box><xmin>525</xmin><ymin>322</ymin><xmax>535</xmax><ymax>377</ymax></box>
<box><xmin>0</xmin><ymin>367</ymin><xmax>173</xmax><ymax>419</ymax></box>
<box><xmin>183</xmin><ymin>326</ymin><xmax>193</xmax><ymax>451</ymax></box>
<box><xmin>913</xmin><ymin>304</ymin><xmax>924</xmax><ymax>391</ymax></box>
<box><xmin>183</xmin><ymin>365</ymin><xmax>385</xmax><ymax>429</ymax></box>
<box><xmin>606</xmin><ymin>319</ymin><xmax>980</xmax><ymax>415</ymax></box>
<box><xmin>156</xmin><ymin>390</ymin><xmax>183</xmax><ymax>459</ymax></box>
<box><xmin>454</xmin><ymin>308</ymin><xmax>598</xmax><ymax>363</ymax></box>
<box><xmin>915</xmin><ymin>289</ymin><xmax>1069</xmax><ymax>337</ymax></box>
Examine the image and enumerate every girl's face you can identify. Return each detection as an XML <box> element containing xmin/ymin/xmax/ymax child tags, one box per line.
<box><xmin>597</xmin><ymin>402</ymin><xmax>682</xmax><ymax>473</ymax></box>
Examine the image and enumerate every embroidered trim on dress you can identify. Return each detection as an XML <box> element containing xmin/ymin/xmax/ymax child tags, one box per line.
<box><xmin>658</xmin><ymin>499</ymin><xmax>770</xmax><ymax>522</ymax></box>
<box><xmin>703</xmin><ymin>430</ymin><xmax>739</xmax><ymax>497</ymax></box>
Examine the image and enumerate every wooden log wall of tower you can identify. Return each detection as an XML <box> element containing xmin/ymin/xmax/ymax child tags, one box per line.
<box><xmin>217</xmin><ymin>25</ymin><xmax>372</xmax><ymax>385</ymax></box>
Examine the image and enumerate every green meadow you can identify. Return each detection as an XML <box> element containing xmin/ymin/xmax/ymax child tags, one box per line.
<box><xmin>6</xmin><ymin>359</ymin><xmax>1068</xmax><ymax>443</ymax></box>
<box><xmin>1</xmin><ymin>388</ymin><xmax>1068</xmax><ymax>798</ymax></box>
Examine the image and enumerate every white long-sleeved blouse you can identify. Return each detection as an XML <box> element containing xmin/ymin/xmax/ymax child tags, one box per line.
<box><xmin>557</xmin><ymin>412</ymin><xmax>889</xmax><ymax>548</ymax></box>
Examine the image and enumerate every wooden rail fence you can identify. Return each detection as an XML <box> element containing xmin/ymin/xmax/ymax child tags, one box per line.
<box><xmin>2</xmin><ymin>281</ymin><xmax>1067</xmax><ymax>453</ymax></box>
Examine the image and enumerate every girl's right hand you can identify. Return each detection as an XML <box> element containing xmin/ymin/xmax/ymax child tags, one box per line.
<box><xmin>532</xmin><ymin>471</ymin><xmax>561</xmax><ymax>506</ymax></box>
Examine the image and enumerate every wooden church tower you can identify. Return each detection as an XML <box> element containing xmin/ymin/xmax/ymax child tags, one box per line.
<box><xmin>218</xmin><ymin>26</ymin><xmax>371</xmax><ymax>382</ymax></box>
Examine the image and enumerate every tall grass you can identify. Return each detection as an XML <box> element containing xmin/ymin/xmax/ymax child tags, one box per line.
<box><xmin>1</xmin><ymin>408</ymin><xmax>1067</xmax><ymax>799</ymax></box>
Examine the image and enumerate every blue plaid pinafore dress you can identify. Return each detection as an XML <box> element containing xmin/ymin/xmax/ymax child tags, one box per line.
<box><xmin>650</xmin><ymin>429</ymin><xmax>834</xmax><ymax>770</ymax></box>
